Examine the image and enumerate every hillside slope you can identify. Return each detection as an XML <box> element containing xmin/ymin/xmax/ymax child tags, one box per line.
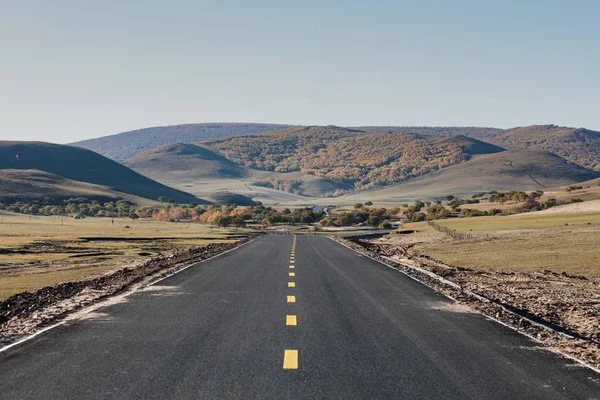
<box><xmin>479</xmin><ymin>125</ymin><xmax>600</xmax><ymax>171</ymax></box>
<box><xmin>204</xmin><ymin>126</ymin><xmax>504</xmax><ymax>190</ymax></box>
<box><xmin>71</xmin><ymin>123</ymin><xmax>291</xmax><ymax>161</ymax></box>
<box><xmin>0</xmin><ymin>169</ymin><xmax>131</xmax><ymax>203</ymax></box>
<box><xmin>124</xmin><ymin>142</ymin><xmax>353</xmax><ymax>203</ymax></box>
<box><xmin>0</xmin><ymin>141</ymin><xmax>207</xmax><ymax>204</ymax></box>
<box><xmin>357</xmin><ymin>125</ymin><xmax>600</xmax><ymax>171</ymax></box>
<box><xmin>123</xmin><ymin>143</ymin><xmax>247</xmax><ymax>181</ymax></box>
<box><xmin>354</xmin><ymin>126</ymin><xmax>503</xmax><ymax>137</ymax></box>
<box><xmin>332</xmin><ymin>150</ymin><xmax>600</xmax><ymax>204</ymax></box>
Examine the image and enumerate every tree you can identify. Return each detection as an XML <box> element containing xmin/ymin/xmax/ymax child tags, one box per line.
<box><xmin>261</xmin><ymin>217</ymin><xmax>273</xmax><ymax>228</ymax></box>
<box><xmin>354</xmin><ymin>203</ymin><xmax>364</xmax><ymax>209</ymax></box>
<box><xmin>544</xmin><ymin>198</ymin><xmax>558</xmax><ymax>209</ymax></box>
<box><xmin>158</xmin><ymin>196</ymin><xmax>168</xmax><ymax>203</ymax></box>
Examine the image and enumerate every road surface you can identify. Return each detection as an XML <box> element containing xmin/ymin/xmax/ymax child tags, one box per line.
<box><xmin>1</xmin><ymin>235</ymin><xmax>598</xmax><ymax>399</ymax></box>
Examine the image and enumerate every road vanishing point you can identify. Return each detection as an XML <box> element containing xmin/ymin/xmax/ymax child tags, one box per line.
<box><xmin>1</xmin><ymin>235</ymin><xmax>598</xmax><ymax>399</ymax></box>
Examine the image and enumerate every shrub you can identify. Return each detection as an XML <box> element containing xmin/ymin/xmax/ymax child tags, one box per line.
<box><xmin>411</xmin><ymin>212</ymin><xmax>426</xmax><ymax>222</ymax></box>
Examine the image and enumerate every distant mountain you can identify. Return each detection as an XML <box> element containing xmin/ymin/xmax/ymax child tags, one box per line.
<box><xmin>336</xmin><ymin>150</ymin><xmax>600</xmax><ymax>203</ymax></box>
<box><xmin>0</xmin><ymin>141</ymin><xmax>208</xmax><ymax>204</ymax></box>
<box><xmin>71</xmin><ymin>123</ymin><xmax>291</xmax><ymax>161</ymax></box>
<box><xmin>204</xmin><ymin>126</ymin><xmax>504</xmax><ymax>191</ymax></box>
<box><xmin>123</xmin><ymin>143</ymin><xmax>247</xmax><ymax>181</ymax></box>
<box><xmin>71</xmin><ymin>123</ymin><xmax>600</xmax><ymax>174</ymax></box>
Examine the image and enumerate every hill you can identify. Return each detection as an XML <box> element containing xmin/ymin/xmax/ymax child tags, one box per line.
<box><xmin>204</xmin><ymin>126</ymin><xmax>504</xmax><ymax>191</ymax></box>
<box><xmin>123</xmin><ymin>142</ymin><xmax>353</xmax><ymax>203</ymax></box>
<box><xmin>332</xmin><ymin>150</ymin><xmax>600</xmax><ymax>204</ymax></box>
<box><xmin>209</xmin><ymin>192</ymin><xmax>257</xmax><ymax>206</ymax></box>
<box><xmin>354</xmin><ymin>126</ymin><xmax>503</xmax><ymax>137</ymax></box>
<box><xmin>0</xmin><ymin>141</ymin><xmax>207</xmax><ymax>204</ymax></box>
<box><xmin>123</xmin><ymin>143</ymin><xmax>247</xmax><ymax>181</ymax></box>
<box><xmin>0</xmin><ymin>169</ymin><xmax>131</xmax><ymax>204</ymax></box>
<box><xmin>469</xmin><ymin>125</ymin><xmax>600</xmax><ymax>171</ymax></box>
<box><xmin>71</xmin><ymin>123</ymin><xmax>291</xmax><ymax>161</ymax></box>
<box><xmin>357</xmin><ymin>125</ymin><xmax>600</xmax><ymax>171</ymax></box>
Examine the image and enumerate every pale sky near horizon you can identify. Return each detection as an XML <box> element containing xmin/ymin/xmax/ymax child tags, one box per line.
<box><xmin>1</xmin><ymin>1</ymin><xmax>599</xmax><ymax>143</ymax></box>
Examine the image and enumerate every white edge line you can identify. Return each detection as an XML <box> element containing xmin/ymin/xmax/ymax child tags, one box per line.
<box><xmin>146</xmin><ymin>235</ymin><xmax>260</xmax><ymax>286</ymax></box>
<box><xmin>0</xmin><ymin>235</ymin><xmax>261</xmax><ymax>355</ymax></box>
<box><xmin>0</xmin><ymin>322</ymin><xmax>65</xmax><ymax>354</ymax></box>
<box><xmin>328</xmin><ymin>236</ymin><xmax>600</xmax><ymax>376</ymax></box>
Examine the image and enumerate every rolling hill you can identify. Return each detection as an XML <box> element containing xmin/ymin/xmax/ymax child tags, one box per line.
<box><xmin>209</xmin><ymin>192</ymin><xmax>257</xmax><ymax>206</ymax></box>
<box><xmin>71</xmin><ymin>123</ymin><xmax>291</xmax><ymax>162</ymax></box>
<box><xmin>0</xmin><ymin>169</ymin><xmax>135</xmax><ymax>204</ymax></box>
<box><xmin>204</xmin><ymin>126</ymin><xmax>504</xmax><ymax>190</ymax></box>
<box><xmin>122</xmin><ymin>142</ymin><xmax>354</xmax><ymax>203</ymax></box>
<box><xmin>0</xmin><ymin>141</ymin><xmax>207</xmax><ymax>204</ymax></box>
<box><xmin>123</xmin><ymin>143</ymin><xmax>247</xmax><ymax>181</ymax></box>
<box><xmin>331</xmin><ymin>150</ymin><xmax>600</xmax><ymax>204</ymax></box>
<box><xmin>468</xmin><ymin>125</ymin><xmax>600</xmax><ymax>171</ymax></box>
<box><xmin>368</xmin><ymin>124</ymin><xmax>600</xmax><ymax>171</ymax></box>
<box><xmin>71</xmin><ymin>123</ymin><xmax>600</xmax><ymax>174</ymax></box>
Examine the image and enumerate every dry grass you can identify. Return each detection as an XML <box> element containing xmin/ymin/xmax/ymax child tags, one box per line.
<box><xmin>400</xmin><ymin>212</ymin><xmax>600</xmax><ymax>278</ymax></box>
<box><xmin>0</xmin><ymin>212</ymin><xmax>245</xmax><ymax>299</ymax></box>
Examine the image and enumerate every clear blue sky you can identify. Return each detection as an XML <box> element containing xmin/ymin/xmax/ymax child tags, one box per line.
<box><xmin>1</xmin><ymin>0</ymin><xmax>599</xmax><ymax>143</ymax></box>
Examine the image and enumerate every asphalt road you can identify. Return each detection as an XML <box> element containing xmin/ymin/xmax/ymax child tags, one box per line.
<box><xmin>1</xmin><ymin>235</ymin><xmax>598</xmax><ymax>399</ymax></box>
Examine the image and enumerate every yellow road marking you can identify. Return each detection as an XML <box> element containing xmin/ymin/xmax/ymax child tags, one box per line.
<box><xmin>283</xmin><ymin>349</ymin><xmax>298</xmax><ymax>369</ymax></box>
<box><xmin>287</xmin><ymin>295</ymin><xmax>296</xmax><ymax>303</ymax></box>
<box><xmin>289</xmin><ymin>272</ymin><xmax>295</xmax><ymax>277</ymax></box>
<box><xmin>286</xmin><ymin>315</ymin><xmax>297</xmax><ymax>326</ymax></box>
<box><xmin>289</xmin><ymin>265</ymin><xmax>294</xmax><ymax>269</ymax></box>
<box><xmin>288</xmin><ymin>282</ymin><xmax>295</xmax><ymax>288</ymax></box>
<box><xmin>290</xmin><ymin>260</ymin><xmax>294</xmax><ymax>263</ymax></box>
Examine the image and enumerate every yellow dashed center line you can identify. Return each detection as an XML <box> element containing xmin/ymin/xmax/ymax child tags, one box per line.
<box><xmin>288</xmin><ymin>282</ymin><xmax>295</xmax><ymax>288</ymax></box>
<box><xmin>286</xmin><ymin>315</ymin><xmax>297</xmax><ymax>326</ymax></box>
<box><xmin>287</xmin><ymin>295</ymin><xmax>296</xmax><ymax>303</ymax></box>
<box><xmin>289</xmin><ymin>265</ymin><xmax>295</xmax><ymax>269</ymax></box>
<box><xmin>289</xmin><ymin>272</ymin><xmax>295</xmax><ymax>277</ymax></box>
<box><xmin>283</xmin><ymin>349</ymin><xmax>298</xmax><ymax>369</ymax></box>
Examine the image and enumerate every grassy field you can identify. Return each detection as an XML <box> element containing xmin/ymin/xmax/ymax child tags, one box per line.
<box><xmin>0</xmin><ymin>212</ymin><xmax>246</xmax><ymax>299</ymax></box>
<box><xmin>416</xmin><ymin>211</ymin><xmax>600</xmax><ymax>232</ymax></box>
<box><xmin>401</xmin><ymin>211</ymin><xmax>600</xmax><ymax>277</ymax></box>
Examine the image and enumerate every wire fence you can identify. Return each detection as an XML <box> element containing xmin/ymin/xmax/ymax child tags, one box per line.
<box><xmin>427</xmin><ymin>220</ymin><xmax>474</xmax><ymax>240</ymax></box>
